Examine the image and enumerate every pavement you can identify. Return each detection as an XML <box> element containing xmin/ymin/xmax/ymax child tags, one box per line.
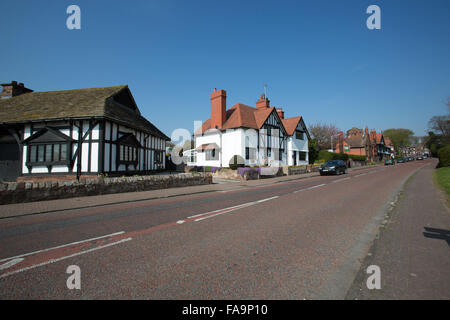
<box><xmin>0</xmin><ymin>159</ymin><xmax>443</xmax><ymax>299</ymax></box>
<box><xmin>346</xmin><ymin>160</ymin><xmax>450</xmax><ymax>300</ymax></box>
<box><xmin>0</xmin><ymin>164</ymin><xmax>376</xmax><ymax>219</ymax></box>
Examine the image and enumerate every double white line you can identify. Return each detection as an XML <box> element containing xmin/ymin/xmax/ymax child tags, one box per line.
<box><xmin>187</xmin><ymin>196</ymin><xmax>280</xmax><ymax>222</ymax></box>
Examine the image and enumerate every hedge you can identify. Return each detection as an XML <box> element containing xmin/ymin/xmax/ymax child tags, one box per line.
<box><xmin>318</xmin><ymin>151</ymin><xmax>366</xmax><ymax>162</ymax></box>
<box><xmin>318</xmin><ymin>151</ymin><xmax>349</xmax><ymax>161</ymax></box>
<box><xmin>438</xmin><ymin>145</ymin><xmax>450</xmax><ymax>167</ymax></box>
<box><xmin>348</xmin><ymin>154</ymin><xmax>366</xmax><ymax>161</ymax></box>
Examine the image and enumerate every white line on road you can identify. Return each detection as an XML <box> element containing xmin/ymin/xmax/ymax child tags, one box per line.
<box><xmin>0</xmin><ymin>231</ymin><xmax>125</xmax><ymax>263</ymax></box>
<box><xmin>332</xmin><ymin>177</ymin><xmax>350</xmax><ymax>183</ymax></box>
<box><xmin>0</xmin><ymin>238</ymin><xmax>132</xmax><ymax>279</ymax></box>
<box><xmin>307</xmin><ymin>184</ymin><xmax>326</xmax><ymax>190</ymax></box>
<box><xmin>193</xmin><ymin>196</ymin><xmax>280</xmax><ymax>222</ymax></box>
<box><xmin>0</xmin><ymin>258</ymin><xmax>24</xmax><ymax>271</ymax></box>
<box><xmin>355</xmin><ymin>173</ymin><xmax>367</xmax><ymax>177</ymax></box>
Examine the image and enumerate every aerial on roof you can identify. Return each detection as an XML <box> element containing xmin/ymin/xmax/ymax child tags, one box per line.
<box><xmin>0</xmin><ymin>85</ymin><xmax>169</xmax><ymax>140</ymax></box>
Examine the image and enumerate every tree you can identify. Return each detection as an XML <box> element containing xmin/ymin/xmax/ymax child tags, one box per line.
<box><xmin>308</xmin><ymin>122</ymin><xmax>340</xmax><ymax>150</ymax></box>
<box><xmin>428</xmin><ymin>115</ymin><xmax>450</xmax><ymax>137</ymax></box>
<box><xmin>308</xmin><ymin>138</ymin><xmax>319</xmax><ymax>164</ymax></box>
<box><xmin>383</xmin><ymin>128</ymin><xmax>414</xmax><ymax>155</ymax></box>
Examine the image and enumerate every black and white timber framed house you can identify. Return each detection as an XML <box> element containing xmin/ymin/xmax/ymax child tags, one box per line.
<box><xmin>0</xmin><ymin>81</ymin><xmax>169</xmax><ymax>182</ymax></box>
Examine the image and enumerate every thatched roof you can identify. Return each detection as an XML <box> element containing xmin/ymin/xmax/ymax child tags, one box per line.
<box><xmin>0</xmin><ymin>85</ymin><xmax>169</xmax><ymax>140</ymax></box>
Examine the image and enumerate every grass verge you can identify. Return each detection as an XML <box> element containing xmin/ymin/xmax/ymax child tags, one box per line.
<box><xmin>433</xmin><ymin>167</ymin><xmax>450</xmax><ymax>206</ymax></box>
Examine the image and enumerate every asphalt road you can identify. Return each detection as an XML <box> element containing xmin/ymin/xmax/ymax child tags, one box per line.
<box><xmin>0</xmin><ymin>160</ymin><xmax>434</xmax><ymax>299</ymax></box>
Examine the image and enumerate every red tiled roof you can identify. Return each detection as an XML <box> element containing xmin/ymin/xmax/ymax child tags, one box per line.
<box><xmin>384</xmin><ymin>137</ymin><xmax>393</xmax><ymax>147</ymax></box>
<box><xmin>281</xmin><ymin>116</ymin><xmax>302</xmax><ymax>136</ymax></box>
<box><xmin>376</xmin><ymin>133</ymin><xmax>383</xmax><ymax>144</ymax></box>
<box><xmin>195</xmin><ymin>103</ymin><xmax>280</xmax><ymax>135</ymax></box>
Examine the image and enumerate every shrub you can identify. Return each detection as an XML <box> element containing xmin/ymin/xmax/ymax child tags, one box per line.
<box><xmin>348</xmin><ymin>155</ymin><xmax>366</xmax><ymax>162</ymax></box>
<box><xmin>229</xmin><ymin>155</ymin><xmax>245</xmax><ymax>170</ymax></box>
<box><xmin>438</xmin><ymin>145</ymin><xmax>450</xmax><ymax>167</ymax></box>
<box><xmin>318</xmin><ymin>151</ymin><xmax>349</xmax><ymax>161</ymax></box>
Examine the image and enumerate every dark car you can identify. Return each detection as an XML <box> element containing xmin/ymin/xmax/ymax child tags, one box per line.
<box><xmin>320</xmin><ymin>160</ymin><xmax>347</xmax><ymax>176</ymax></box>
<box><xmin>409</xmin><ymin>156</ymin><xmax>415</xmax><ymax>161</ymax></box>
<box><xmin>397</xmin><ymin>158</ymin><xmax>405</xmax><ymax>163</ymax></box>
<box><xmin>385</xmin><ymin>159</ymin><xmax>395</xmax><ymax>165</ymax></box>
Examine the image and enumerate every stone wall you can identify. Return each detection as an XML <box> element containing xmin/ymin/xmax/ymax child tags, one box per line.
<box><xmin>0</xmin><ymin>173</ymin><xmax>212</xmax><ymax>205</ymax></box>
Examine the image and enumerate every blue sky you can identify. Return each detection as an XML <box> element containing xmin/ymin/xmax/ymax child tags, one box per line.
<box><xmin>1</xmin><ymin>0</ymin><xmax>449</xmax><ymax>138</ymax></box>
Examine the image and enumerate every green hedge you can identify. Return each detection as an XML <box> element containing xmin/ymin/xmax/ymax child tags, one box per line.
<box><xmin>318</xmin><ymin>151</ymin><xmax>366</xmax><ymax>162</ymax></box>
<box><xmin>348</xmin><ymin>154</ymin><xmax>366</xmax><ymax>161</ymax></box>
<box><xmin>318</xmin><ymin>151</ymin><xmax>349</xmax><ymax>161</ymax></box>
<box><xmin>438</xmin><ymin>145</ymin><xmax>450</xmax><ymax>167</ymax></box>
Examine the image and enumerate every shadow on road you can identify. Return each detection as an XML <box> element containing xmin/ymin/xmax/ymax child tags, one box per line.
<box><xmin>423</xmin><ymin>227</ymin><xmax>450</xmax><ymax>246</ymax></box>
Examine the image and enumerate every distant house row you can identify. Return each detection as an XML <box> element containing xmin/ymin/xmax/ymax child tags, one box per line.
<box><xmin>335</xmin><ymin>127</ymin><xmax>394</xmax><ymax>161</ymax></box>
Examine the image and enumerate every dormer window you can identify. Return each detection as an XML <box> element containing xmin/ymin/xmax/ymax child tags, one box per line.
<box><xmin>23</xmin><ymin>127</ymin><xmax>73</xmax><ymax>167</ymax></box>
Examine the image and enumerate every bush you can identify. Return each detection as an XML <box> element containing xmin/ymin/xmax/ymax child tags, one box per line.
<box><xmin>229</xmin><ymin>155</ymin><xmax>245</xmax><ymax>170</ymax></box>
<box><xmin>438</xmin><ymin>145</ymin><xmax>450</xmax><ymax>167</ymax></box>
<box><xmin>318</xmin><ymin>151</ymin><xmax>349</xmax><ymax>161</ymax></box>
<box><xmin>348</xmin><ymin>155</ymin><xmax>366</xmax><ymax>162</ymax></box>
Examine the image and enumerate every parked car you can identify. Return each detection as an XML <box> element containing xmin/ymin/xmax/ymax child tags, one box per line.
<box><xmin>385</xmin><ymin>159</ymin><xmax>395</xmax><ymax>165</ymax></box>
<box><xmin>409</xmin><ymin>156</ymin><xmax>415</xmax><ymax>161</ymax></box>
<box><xmin>320</xmin><ymin>160</ymin><xmax>347</xmax><ymax>176</ymax></box>
<box><xmin>397</xmin><ymin>158</ymin><xmax>405</xmax><ymax>163</ymax></box>
<box><xmin>416</xmin><ymin>155</ymin><xmax>424</xmax><ymax>160</ymax></box>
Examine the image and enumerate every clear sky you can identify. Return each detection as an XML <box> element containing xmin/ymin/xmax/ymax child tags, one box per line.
<box><xmin>1</xmin><ymin>0</ymin><xmax>449</xmax><ymax>138</ymax></box>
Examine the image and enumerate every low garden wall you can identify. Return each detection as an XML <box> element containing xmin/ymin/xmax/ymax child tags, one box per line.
<box><xmin>0</xmin><ymin>173</ymin><xmax>212</xmax><ymax>205</ymax></box>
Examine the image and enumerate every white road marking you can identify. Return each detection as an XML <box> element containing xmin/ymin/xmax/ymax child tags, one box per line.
<box><xmin>355</xmin><ymin>173</ymin><xmax>367</xmax><ymax>177</ymax></box>
<box><xmin>176</xmin><ymin>220</ymin><xmax>185</xmax><ymax>224</ymax></box>
<box><xmin>193</xmin><ymin>196</ymin><xmax>280</xmax><ymax>222</ymax></box>
<box><xmin>0</xmin><ymin>258</ymin><xmax>24</xmax><ymax>271</ymax></box>
<box><xmin>332</xmin><ymin>177</ymin><xmax>350</xmax><ymax>183</ymax></box>
<box><xmin>293</xmin><ymin>189</ymin><xmax>305</xmax><ymax>193</ymax></box>
<box><xmin>0</xmin><ymin>238</ymin><xmax>132</xmax><ymax>279</ymax></box>
<box><xmin>307</xmin><ymin>184</ymin><xmax>326</xmax><ymax>190</ymax></box>
<box><xmin>0</xmin><ymin>231</ymin><xmax>125</xmax><ymax>263</ymax></box>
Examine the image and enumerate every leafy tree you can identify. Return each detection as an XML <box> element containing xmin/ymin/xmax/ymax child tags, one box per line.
<box><xmin>383</xmin><ymin>128</ymin><xmax>414</xmax><ymax>155</ymax></box>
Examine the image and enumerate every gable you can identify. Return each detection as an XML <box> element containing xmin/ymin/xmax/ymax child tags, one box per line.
<box><xmin>111</xmin><ymin>88</ymin><xmax>140</xmax><ymax>114</ymax></box>
<box><xmin>23</xmin><ymin>127</ymin><xmax>74</xmax><ymax>144</ymax></box>
<box><xmin>262</xmin><ymin>110</ymin><xmax>287</xmax><ymax>136</ymax></box>
<box><xmin>116</xmin><ymin>133</ymin><xmax>142</xmax><ymax>147</ymax></box>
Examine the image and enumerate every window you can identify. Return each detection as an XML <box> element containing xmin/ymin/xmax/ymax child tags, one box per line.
<box><xmin>295</xmin><ymin>131</ymin><xmax>304</xmax><ymax>140</ymax></box>
<box><xmin>279</xmin><ymin>149</ymin><xmax>283</xmax><ymax>161</ymax></box>
<box><xmin>246</xmin><ymin>147</ymin><xmax>256</xmax><ymax>160</ymax></box>
<box><xmin>299</xmin><ymin>151</ymin><xmax>307</xmax><ymax>161</ymax></box>
<box><xmin>206</xmin><ymin>148</ymin><xmax>218</xmax><ymax>161</ymax></box>
<box><xmin>27</xmin><ymin>143</ymin><xmax>70</xmax><ymax>165</ymax></box>
<box><xmin>117</xmin><ymin>133</ymin><xmax>140</xmax><ymax>166</ymax></box>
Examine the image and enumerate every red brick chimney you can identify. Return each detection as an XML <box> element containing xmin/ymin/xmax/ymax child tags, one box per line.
<box><xmin>210</xmin><ymin>88</ymin><xmax>226</xmax><ymax>129</ymax></box>
<box><xmin>256</xmin><ymin>94</ymin><xmax>270</xmax><ymax>110</ymax></box>
<box><xmin>276</xmin><ymin>108</ymin><xmax>284</xmax><ymax>119</ymax></box>
<box><xmin>336</xmin><ymin>131</ymin><xmax>344</xmax><ymax>153</ymax></box>
<box><xmin>1</xmin><ymin>81</ymin><xmax>33</xmax><ymax>99</ymax></box>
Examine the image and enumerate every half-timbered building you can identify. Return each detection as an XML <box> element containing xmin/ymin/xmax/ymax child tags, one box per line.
<box><xmin>0</xmin><ymin>81</ymin><xmax>169</xmax><ymax>181</ymax></box>
<box><xmin>190</xmin><ymin>89</ymin><xmax>309</xmax><ymax>167</ymax></box>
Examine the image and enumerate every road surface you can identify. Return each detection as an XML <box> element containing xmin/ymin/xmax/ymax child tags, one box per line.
<box><xmin>0</xmin><ymin>160</ymin><xmax>437</xmax><ymax>299</ymax></box>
